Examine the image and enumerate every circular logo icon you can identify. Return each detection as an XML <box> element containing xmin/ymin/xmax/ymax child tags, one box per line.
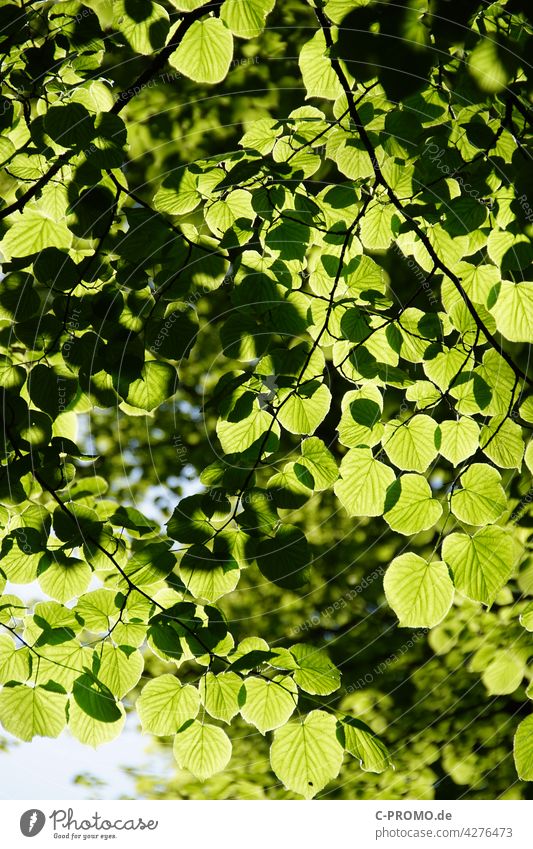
<box><xmin>20</xmin><ymin>810</ymin><xmax>46</xmax><ymax>837</ymax></box>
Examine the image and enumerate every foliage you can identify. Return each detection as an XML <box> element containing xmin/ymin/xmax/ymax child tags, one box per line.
<box><xmin>0</xmin><ymin>0</ymin><xmax>532</xmax><ymax>800</ymax></box>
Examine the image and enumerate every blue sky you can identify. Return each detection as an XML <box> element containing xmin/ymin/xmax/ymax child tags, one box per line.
<box><xmin>0</xmin><ymin>715</ymin><xmax>167</xmax><ymax>800</ymax></box>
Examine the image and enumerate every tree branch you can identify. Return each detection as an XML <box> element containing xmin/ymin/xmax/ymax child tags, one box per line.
<box><xmin>314</xmin><ymin>6</ymin><xmax>532</xmax><ymax>388</ymax></box>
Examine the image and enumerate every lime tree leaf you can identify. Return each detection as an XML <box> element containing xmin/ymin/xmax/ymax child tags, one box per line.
<box><xmin>384</xmin><ymin>553</ymin><xmax>454</xmax><ymax>628</ymax></box>
<box><xmin>450</xmin><ymin>464</ymin><xmax>506</xmax><ymax>525</ymax></box>
<box><xmin>199</xmin><ymin>671</ymin><xmax>242</xmax><ymax>723</ymax></box>
<box><xmin>0</xmin><ymin>635</ymin><xmax>29</xmax><ymax>684</ymax></box>
<box><xmin>291</xmin><ymin>644</ymin><xmax>341</xmax><ymax>695</ymax></box>
<box><xmin>482</xmin><ymin>651</ymin><xmax>524</xmax><ymax>696</ymax></box>
<box><xmin>442</xmin><ymin>527</ymin><xmax>517</xmax><ymax>605</ymax></box>
<box><xmin>95</xmin><ymin>645</ymin><xmax>144</xmax><ymax>699</ymax></box>
<box><xmin>169</xmin><ymin>0</ymin><xmax>209</xmax><ymax>9</ymax></box>
<box><xmin>520</xmin><ymin>603</ymin><xmax>533</xmax><ymax>632</ymax></box>
<box><xmin>468</xmin><ymin>37</ymin><xmax>511</xmax><ymax>93</ymax></box>
<box><xmin>37</xmin><ymin>554</ymin><xmax>92</xmax><ymax>603</ymax></box>
<box><xmin>2</xmin><ymin>210</ymin><xmax>72</xmax><ymax>259</ymax></box>
<box><xmin>69</xmin><ymin>695</ymin><xmax>126</xmax><ymax>748</ymax></box>
<box><xmin>424</xmin><ymin>346</ymin><xmax>473</xmax><ymax>392</ymax></box>
<box><xmin>341</xmin><ymin>718</ymin><xmax>392</xmax><ymax>774</ymax></box>
<box><xmin>520</xmin><ymin>397</ymin><xmax>533</xmax><ymax>424</ymax></box>
<box><xmin>75</xmin><ymin>589</ymin><xmax>122</xmax><ymax>632</ymax></box>
<box><xmin>153</xmin><ymin>169</ymin><xmax>200</xmax><ymax>216</ymax></box>
<box><xmin>383</xmin><ymin>474</ymin><xmax>443</xmax><ymax>535</ymax></box>
<box><xmin>0</xmin><ymin>684</ymin><xmax>67</xmax><ymax>741</ymax></box>
<box><xmin>480</xmin><ymin>416</ymin><xmax>524</xmax><ymax>469</ymax></box>
<box><xmin>382</xmin><ymin>415</ymin><xmax>439</xmax><ymax>473</ymax></box>
<box><xmin>173</xmin><ymin>720</ymin><xmax>232</xmax><ymax>780</ymax></box>
<box><xmin>299</xmin><ymin>31</ymin><xmax>343</xmax><ymax>100</ymax></box>
<box><xmin>526</xmin><ymin>440</ymin><xmax>533</xmax><ymax>474</ymax></box>
<box><xmin>179</xmin><ymin>545</ymin><xmax>240</xmax><ymax>602</ymax></box>
<box><xmin>114</xmin><ymin>0</ymin><xmax>169</xmax><ymax>55</ymax></box>
<box><xmin>296</xmin><ymin>437</ymin><xmax>338</xmax><ymax>491</ymax></box>
<box><xmin>217</xmin><ymin>406</ymin><xmax>279</xmax><ymax>454</ymax></box>
<box><xmin>359</xmin><ymin>201</ymin><xmax>397</xmax><ymax>251</ymax></box>
<box><xmin>169</xmin><ymin>18</ymin><xmax>234</xmax><ymax>84</ymax></box>
<box><xmin>438</xmin><ymin>418</ymin><xmax>480</xmax><ymax>465</ymax></box>
<box><xmin>240</xmin><ymin>675</ymin><xmax>297</xmax><ymax>734</ymax></box>
<box><xmin>137</xmin><ymin>675</ymin><xmax>199</xmax><ymax>735</ymax></box>
<box><xmin>256</xmin><ymin>524</ymin><xmax>311</xmax><ymax>589</ymax></box>
<box><xmin>0</xmin><ymin>530</ymin><xmax>44</xmax><ymax>584</ymax></box>
<box><xmin>334</xmin><ymin>447</ymin><xmax>395</xmax><ymax>517</ymax></box>
<box><xmin>270</xmin><ymin>710</ymin><xmax>344</xmax><ymax>799</ymax></box>
<box><xmin>277</xmin><ymin>384</ymin><xmax>331</xmax><ymax>435</ymax></box>
<box><xmin>337</xmin><ymin>386</ymin><xmax>384</xmax><ymax>448</ymax></box>
<box><xmin>489</xmin><ymin>283</ymin><xmax>533</xmax><ymax>342</ymax></box>
<box><xmin>166</xmin><ymin>494</ymin><xmax>214</xmax><ymax>544</ymax></box>
<box><xmin>221</xmin><ymin>0</ymin><xmax>275</xmax><ymax>39</ymax></box>
<box><xmin>29</xmin><ymin>641</ymin><xmax>91</xmax><ymax>692</ymax></box>
<box><xmin>117</xmin><ymin>362</ymin><xmax>177</xmax><ymax>412</ymax></box>
<box><xmin>514</xmin><ymin>715</ymin><xmax>533</xmax><ymax>780</ymax></box>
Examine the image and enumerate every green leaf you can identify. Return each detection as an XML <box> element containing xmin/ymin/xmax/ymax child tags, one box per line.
<box><xmin>0</xmin><ymin>635</ymin><xmax>29</xmax><ymax>684</ymax></box>
<box><xmin>169</xmin><ymin>18</ymin><xmax>234</xmax><ymax>84</ymax></box>
<box><xmin>153</xmin><ymin>169</ymin><xmax>200</xmax><ymax>216</ymax></box>
<box><xmin>482</xmin><ymin>651</ymin><xmax>524</xmax><ymax>696</ymax></box>
<box><xmin>488</xmin><ymin>281</ymin><xmax>533</xmax><ymax>343</ymax></box>
<box><xmin>137</xmin><ymin>674</ymin><xmax>199</xmax><ymax>735</ymax></box>
<box><xmin>1</xmin><ymin>530</ymin><xmax>44</xmax><ymax>584</ymax></box>
<box><xmin>221</xmin><ymin>0</ymin><xmax>274</xmax><ymax>39</ymax></box>
<box><xmin>199</xmin><ymin>671</ymin><xmax>242</xmax><ymax>723</ymax></box>
<box><xmin>0</xmin><ymin>684</ymin><xmax>67</xmax><ymax>741</ymax></box>
<box><xmin>468</xmin><ymin>37</ymin><xmax>512</xmax><ymax>93</ymax></box>
<box><xmin>169</xmin><ymin>0</ymin><xmax>209</xmax><ymax>9</ymax></box>
<box><xmin>384</xmin><ymin>474</ymin><xmax>442</xmax><ymax>535</ymax></box>
<box><xmin>179</xmin><ymin>544</ymin><xmax>240</xmax><ymax>602</ymax></box>
<box><xmin>173</xmin><ymin>720</ymin><xmax>232</xmax><ymax>780</ymax></box>
<box><xmin>384</xmin><ymin>553</ymin><xmax>454</xmax><ymax>628</ymax></box>
<box><xmin>520</xmin><ymin>603</ymin><xmax>533</xmax><ymax>632</ymax></box>
<box><xmin>257</xmin><ymin>524</ymin><xmax>311</xmax><ymax>589</ymax></box>
<box><xmin>28</xmin><ymin>363</ymin><xmax>78</xmax><ymax>418</ymax></box>
<box><xmin>44</xmin><ymin>103</ymin><xmax>95</xmax><ymax>149</ymax></box>
<box><xmin>296</xmin><ymin>437</ymin><xmax>338</xmax><ymax>491</ymax></box>
<box><xmin>480</xmin><ymin>416</ymin><xmax>524</xmax><ymax>469</ymax></box>
<box><xmin>514</xmin><ymin>715</ymin><xmax>533</xmax><ymax>780</ymax></box>
<box><xmin>2</xmin><ymin>210</ymin><xmax>72</xmax><ymax>259</ymax></box>
<box><xmin>38</xmin><ymin>554</ymin><xmax>92</xmax><ymax>603</ymax></box>
<box><xmin>114</xmin><ymin>0</ymin><xmax>169</xmax><ymax>55</ymax></box>
<box><xmin>341</xmin><ymin>718</ymin><xmax>392</xmax><ymax>774</ymax></box>
<box><xmin>270</xmin><ymin>710</ymin><xmax>344</xmax><ymax>799</ymax></box>
<box><xmin>442</xmin><ymin>527</ymin><xmax>517</xmax><ymax>605</ymax></box>
<box><xmin>438</xmin><ymin>418</ymin><xmax>480</xmax><ymax>466</ymax></box>
<box><xmin>69</xmin><ymin>694</ymin><xmax>125</xmax><ymax>748</ymax></box>
<box><xmin>291</xmin><ymin>644</ymin><xmax>341</xmax><ymax>695</ymax></box>
<box><xmin>217</xmin><ymin>405</ymin><xmax>279</xmax><ymax>454</ymax></box>
<box><xmin>299</xmin><ymin>31</ymin><xmax>343</xmax><ymax>100</ymax></box>
<box><xmin>382</xmin><ymin>415</ymin><xmax>439</xmax><ymax>473</ymax></box>
<box><xmin>117</xmin><ymin>362</ymin><xmax>177</xmax><ymax>412</ymax></box>
<box><xmin>334</xmin><ymin>447</ymin><xmax>395</xmax><ymax>517</ymax></box>
<box><xmin>240</xmin><ymin>675</ymin><xmax>297</xmax><ymax>734</ymax></box>
<box><xmin>337</xmin><ymin>386</ymin><xmax>384</xmax><ymax>449</ymax></box>
<box><xmin>277</xmin><ymin>383</ymin><xmax>331</xmax><ymax>435</ymax></box>
<box><xmin>450</xmin><ymin>464</ymin><xmax>506</xmax><ymax>526</ymax></box>
<box><xmin>167</xmin><ymin>494</ymin><xmax>214</xmax><ymax>544</ymax></box>
<box><xmin>75</xmin><ymin>589</ymin><xmax>122</xmax><ymax>632</ymax></box>
<box><xmin>124</xmin><ymin>542</ymin><xmax>177</xmax><ymax>587</ymax></box>
<box><xmin>95</xmin><ymin>645</ymin><xmax>144</xmax><ymax>699</ymax></box>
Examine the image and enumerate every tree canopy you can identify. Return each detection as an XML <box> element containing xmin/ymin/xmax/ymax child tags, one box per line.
<box><xmin>0</xmin><ymin>0</ymin><xmax>532</xmax><ymax>800</ymax></box>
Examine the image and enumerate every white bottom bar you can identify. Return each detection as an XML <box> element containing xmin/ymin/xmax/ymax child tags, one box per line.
<box><xmin>1</xmin><ymin>799</ymin><xmax>532</xmax><ymax>848</ymax></box>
